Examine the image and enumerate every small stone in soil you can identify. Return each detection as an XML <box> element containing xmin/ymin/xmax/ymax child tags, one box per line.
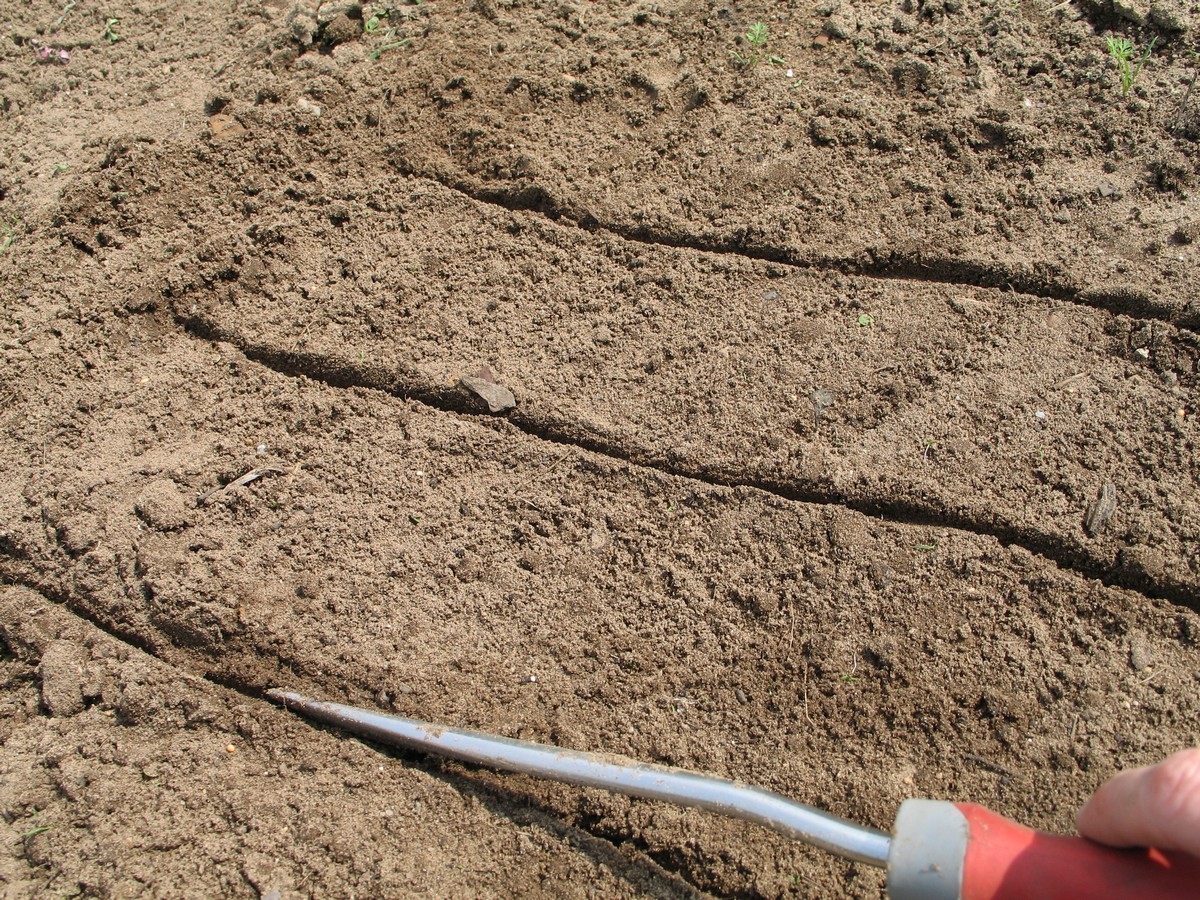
<box><xmin>458</xmin><ymin>369</ymin><xmax>516</xmax><ymax>413</ymax></box>
<box><xmin>810</xmin><ymin>389</ymin><xmax>834</xmax><ymax>419</ymax></box>
<box><xmin>1129</xmin><ymin>632</ymin><xmax>1154</xmax><ymax>671</ymax></box>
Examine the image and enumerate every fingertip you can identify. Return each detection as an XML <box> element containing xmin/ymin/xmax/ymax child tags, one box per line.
<box><xmin>1078</xmin><ymin>749</ymin><xmax>1200</xmax><ymax>858</ymax></box>
<box><xmin>1076</xmin><ymin>765</ymin><xmax>1144</xmax><ymax>847</ymax></box>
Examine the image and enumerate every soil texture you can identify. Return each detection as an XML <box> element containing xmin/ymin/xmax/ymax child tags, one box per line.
<box><xmin>2</xmin><ymin>0</ymin><xmax>1200</xmax><ymax>897</ymax></box>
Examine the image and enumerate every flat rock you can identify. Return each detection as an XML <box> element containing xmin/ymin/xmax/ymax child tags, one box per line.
<box><xmin>458</xmin><ymin>374</ymin><xmax>516</xmax><ymax>413</ymax></box>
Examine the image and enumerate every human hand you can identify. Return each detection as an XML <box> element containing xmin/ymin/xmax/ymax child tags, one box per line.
<box><xmin>1076</xmin><ymin>748</ymin><xmax>1200</xmax><ymax>858</ymax></box>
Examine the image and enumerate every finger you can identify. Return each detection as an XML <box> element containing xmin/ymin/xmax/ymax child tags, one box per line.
<box><xmin>1076</xmin><ymin>748</ymin><xmax>1200</xmax><ymax>858</ymax></box>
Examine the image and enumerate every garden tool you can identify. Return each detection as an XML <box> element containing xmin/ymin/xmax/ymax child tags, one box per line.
<box><xmin>266</xmin><ymin>689</ymin><xmax>1198</xmax><ymax>899</ymax></box>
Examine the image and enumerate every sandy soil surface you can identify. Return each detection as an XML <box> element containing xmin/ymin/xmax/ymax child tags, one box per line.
<box><xmin>2</xmin><ymin>0</ymin><xmax>1199</xmax><ymax>896</ymax></box>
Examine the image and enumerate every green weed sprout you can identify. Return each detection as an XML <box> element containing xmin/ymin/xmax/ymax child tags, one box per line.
<box><xmin>1106</xmin><ymin>35</ymin><xmax>1156</xmax><ymax>98</ymax></box>
<box><xmin>731</xmin><ymin>22</ymin><xmax>784</xmax><ymax>70</ymax></box>
<box><xmin>0</xmin><ymin>221</ymin><xmax>17</xmax><ymax>255</ymax></box>
<box><xmin>101</xmin><ymin>17</ymin><xmax>123</xmax><ymax>42</ymax></box>
<box><xmin>50</xmin><ymin>0</ymin><xmax>76</xmax><ymax>32</ymax></box>
<box><xmin>364</xmin><ymin>5</ymin><xmax>414</xmax><ymax>58</ymax></box>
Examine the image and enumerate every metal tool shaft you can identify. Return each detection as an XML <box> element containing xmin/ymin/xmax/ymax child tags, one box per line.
<box><xmin>267</xmin><ymin>689</ymin><xmax>890</xmax><ymax>868</ymax></box>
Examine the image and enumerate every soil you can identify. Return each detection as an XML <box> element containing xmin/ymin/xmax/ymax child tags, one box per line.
<box><xmin>2</xmin><ymin>0</ymin><xmax>1199</xmax><ymax>897</ymax></box>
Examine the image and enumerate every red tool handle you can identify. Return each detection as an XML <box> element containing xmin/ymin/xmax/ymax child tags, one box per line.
<box><xmin>888</xmin><ymin>799</ymin><xmax>1200</xmax><ymax>900</ymax></box>
<box><xmin>956</xmin><ymin>802</ymin><xmax>1200</xmax><ymax>900</ymax></box>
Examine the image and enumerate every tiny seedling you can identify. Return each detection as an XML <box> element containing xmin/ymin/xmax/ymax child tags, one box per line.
<box><xmin>857</xmin><ymin>313</ymin><xmax>875</xmax><ymax>326</ymax></box>
<box><xmin>731</xmin><ymin>22</ymin><xmax>785</xmax><ymax>70</ymax></box>
<box><xmin>0</xmin><ymin>221</ymin><xmax>17</xmax><ymax>254</ymax></box>
<box><xmin>21</xmin><ymin>825</ymin><xmax>51</xmax><ymax>839</ymax></box>
<box><xmin>50</xmin><ymin>0</ymin><xmax>77</xmax><ymax>32</ymax></box>
<box><xmin>1106</xmin><ymin>35</ymin><xmax>1156</xmax><ymax>98</ymax></box>
<box><xmin>364</xmin><ymin>7</ymin><xmax>390</xmax><ymax>34</ymax></box>
<box><xmin>101</xmin><ymin>17</ymin><xmax>123</xmax><ymax>42</ymax></box>
<box><xmin>370</xmin><ymin>38</ymin><xmax>410</xmax><ymax>59</ymax></box>
<box><xmin>364</xmin><ymin>4</ymin><xmax>415</xmax><ymax>58</ymax></box>
<box><xmin>52</xmin><ymin>162</ymin><xmax>70</xmax><ymax>176</ymax></box>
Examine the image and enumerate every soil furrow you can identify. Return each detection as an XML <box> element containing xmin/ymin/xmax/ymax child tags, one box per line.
<box><xmin>386</xmin><ymin>161</ymin><xmax>1197</xmax><ymax>332</ymax></box>
<box><xmin>170</xmin><ymin>309</ymin><xmax>1198</xmax><ymax>613</ymax></box>
<box><xmin>0</xmin><ymin>581</ymin><xmax>700</xmax><ymax>898</ymax></box>
<box><xmin>5</xmin><ymin>295</ymin><xmax>1197</xmax><ymax>898</ymax></box>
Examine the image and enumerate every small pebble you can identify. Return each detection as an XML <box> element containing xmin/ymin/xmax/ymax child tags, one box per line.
<box><xmin>735</xmin><ymin>689</ymin><xmax>748</xmax><ymax>704</ymax></box>
<box><xmin>810</xmin><ymin>388</ymin><xmax>834</xmax><ymax>418</ymax></box>
<box><xmin>1129</xmin><ymin>632</ymin><xmax>1154</xmax><ymax>671</ymax></box>
<box><xmin>458</xmin><ymin>373</ymin><xmax>516</xmax><ymax>413</ymax></box>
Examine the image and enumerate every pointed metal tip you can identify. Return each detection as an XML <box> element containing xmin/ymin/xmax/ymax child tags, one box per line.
<box><xmin>265</xmin><ymin>688</ymin><xmax>308</xmax><ymax>707</ymax></box>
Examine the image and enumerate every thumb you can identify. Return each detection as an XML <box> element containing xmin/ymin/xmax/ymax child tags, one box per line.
<box><xmin>1076</xmin><ymin>748</ymin><xmax>1200</xmax><ymax>859</ymax></box>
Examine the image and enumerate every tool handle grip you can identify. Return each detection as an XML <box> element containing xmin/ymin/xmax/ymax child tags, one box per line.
<box><xmin>956</xmin><ymin>802</ymin><xmax>1200</xmax><ymax>900</ymax></box>
<box><xmin>888</xmin><ymin>799</ymin><xmax>1200</xmax><ymax>900</ymax></box>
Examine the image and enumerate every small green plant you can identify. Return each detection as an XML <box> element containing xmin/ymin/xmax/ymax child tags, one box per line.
<box><xmin>52</xmin><ymin>162</ymin><xmax>70</xmax><ymax>176</ymax></box>
<box><xmin>0</xmin><ymin>220</ymin><xmax>17</xmax><ymax>255</ymax></box>
<box><xmin>731</xmin><ymin>22</ymin><xmax>784</xmax><ymax>69</ymax></box>
<box><xmin>370</xmin><ymin>38</ymin><xmax>410</xmax><ymax>59</ymax></box>
<box><xmin>364</xmin><ymin>7</ymin><xmax>390</xmax><ymax>34</ymax></box>
<box><xmin>50</xmin><ymin>0</ymin><xmax>76</xmax><ymax>32</ymax></box>
<box><xmin>857</xmin><ymin>313</ymin><xmax>875</xmax><ymax>326</ymax></box>
<box><xmin>1106</xmin><ymin>35</ymin><xmax>1156</xmax><ymax>98</ymax></box>
<box><xmin>101</xmin><ymin>17</ymin><xmax>123</xmax><ymax>42</ymax></box>
<box><xmin>21</xmin><ymin>825</ymin><xmax>51</xmax><ymax>839</ymax></box>
<box><xmin>364</xmin><ymin>5</ymin><xmax>414</xmax><ymax>58</ymax></box>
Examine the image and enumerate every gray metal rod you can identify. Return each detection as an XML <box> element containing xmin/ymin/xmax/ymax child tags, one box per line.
<box><xmin>267</xmin><ymin>689</ymin><xmax>890</xmax><ymax>868</ymax></box>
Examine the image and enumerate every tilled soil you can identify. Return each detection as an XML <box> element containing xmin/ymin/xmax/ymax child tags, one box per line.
<box><xmin>2</xmin><ymin>0</ymin><xmax>1199</xmax><ymax>897</ymax></box>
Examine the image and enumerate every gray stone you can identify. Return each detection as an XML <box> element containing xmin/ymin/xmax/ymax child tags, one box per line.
<box><xmin>1129</xmin><ymin>631</ymin><xmax>1155</xmax><ymax>671</ymax></box>
<box><xmin>458</xmin><ymin>374</ymin><xmax>516</xmax><ymax>413</ymax></box>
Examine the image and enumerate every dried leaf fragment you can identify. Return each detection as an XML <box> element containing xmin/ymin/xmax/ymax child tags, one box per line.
<box><xmin>200</xmin><ymin>466</ymin><xmax>285</xmax><ymax>505</ymax></box>
<box><xmin>1084</xmin><ymin>481</ymin><xmax>1118</xmax><ymax>537</ymax></box>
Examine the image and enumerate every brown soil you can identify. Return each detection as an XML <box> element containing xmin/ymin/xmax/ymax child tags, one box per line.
<box><xmin>2</xmin><ymin>0</ymin><xmax>1199</xmax><ymax>897</ymax></box>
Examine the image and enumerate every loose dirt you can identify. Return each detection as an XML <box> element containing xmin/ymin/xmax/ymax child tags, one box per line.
<box><xmin>2</xmin><ymin>0</ymin><xmax>1198</xmax><ymax>897</ymax></box>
